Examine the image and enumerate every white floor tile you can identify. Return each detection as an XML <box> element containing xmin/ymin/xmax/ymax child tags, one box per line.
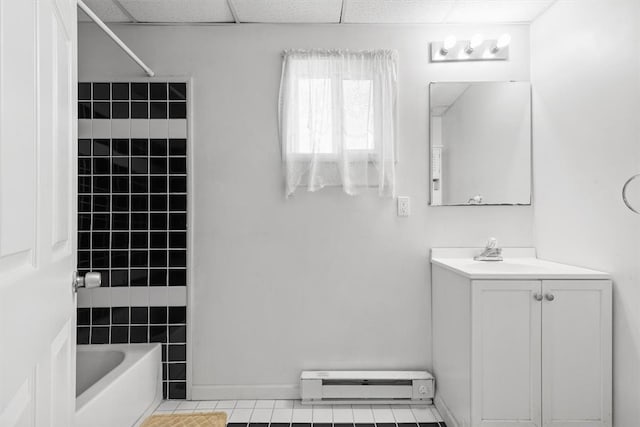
<box><xmin>155</xmin><ymin>399</ymin><xmax>442</xmax><ymax>425</ymax></box>
<box><xmin>228</xmin><ymin>408</ymin><xmax>253</xmax><ymax>422</ymax></box>
<box><xmin>410</xmin><ymin>406</ymin><xmax>437</xmax><ymax>423</ymax></box>
<box><xmin>177</xmin><ymin>401</ymin><xmax>199</xmax><ymax>410</ymax></box>
<box><xmin>157</xmin><ymin>400</ymin><xmax>180</xmax><ymax>411</ymax></box>
<box><xmin>332</xmin><ymin>407</ymin><xmax>354</xmax><ymax>423</ymax></box>
<box><xmin>250</xmin><ymin>408</ymin><xmax>273</xmax><ymax>422</ymax></box>
<box><xmin>392</xmin><ymin>407</ymin><xmax>416</xmax><ymax>423</ymax></box>
<box><xmin>372</xmin><ymin>407</ymin><xmax>395</xmax><ymax>423</ymax></box>
<box><xmin>274</xmin><ymin>400</ymin><xmax>295</xmax><ymax>409</ymax></box>
<box><xmin>216</xmin><ymin>400</ymin><xmax>237</xmax><ymax>409</ymax></box>
<box><xmin>255</xmin><ymin>400</ymin><xmax>276</xmax><ymax>408</ymax></box>
<box><xmin>197</xmin><ymin>401</ymin><xmax>219</xmax><ymax>409</ymax></box>
<box><xmin>271</xmin><ymin>408</ymin><xmax>293</xmax><ymax>423</ymax></box>
<box><xmin>291</xmin><ymin>408</ymin><xmax>313</xmax><ymax>423</ymax></box>
<box><xmin>312</xmin><ymin>407</ymin><xmax>333</xmax><ymax>423</ymax></box>
<box><xmin>370</xmin><ymin>404</ymin><xmax>391</xmax><ymax>410</ymax></box>
<box><xmin>430</xmin><ymin>406</ymin><xmax>444</xmax><ymax>422</ymax></box>
<box><xmin>352</xmin><ymin>406</ymin><xmax>374</xmax><ymax>423</ymax></box>
<box><xmin>236</xmin><ymin>400</ymin><xmax>257</xmax><ymax>409</ymax></box>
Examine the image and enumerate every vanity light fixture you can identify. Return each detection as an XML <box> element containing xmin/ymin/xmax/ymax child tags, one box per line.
<box><xmin>440</xmin><ymin>35</ymin><xmax>457</xmax><ymax>56</ymax></box>
<box><xmin>430</xmin><ymin>33</ymin><xmax>510</xmax><ymax>62</ymax></box>
<box><xmin>492</xmin><ymin>33</ymin><xmax>512</xmax><ymax>53</ymax></box>
<box><xmin>465</xmin><ymin>34</ymin><xmax>484</xmax><ymax>54</ymax></box>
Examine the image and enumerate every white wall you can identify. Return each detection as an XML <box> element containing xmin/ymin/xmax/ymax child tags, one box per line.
<box><xmin>78</xmin><ymin>23</ymin><xmax>533</xmax><ymax>398</ymax></box>
<box><xmin>531</xmin><ymin>1</ymin><xmax>640</xmax><ymax>426</ymax></box>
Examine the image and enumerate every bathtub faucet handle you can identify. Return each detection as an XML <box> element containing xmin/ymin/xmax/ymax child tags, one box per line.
<box><xmin>73</xmin><ymin>271</ymin><xmax>102</xmax><ymax>292</ymax></box>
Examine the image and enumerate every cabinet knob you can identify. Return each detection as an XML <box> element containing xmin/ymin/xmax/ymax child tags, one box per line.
<box><xmin>534</xmin><ymin>293</ymin><xmax>543</xmax><ymax>301</ymax></box>
<box><xmin>545</xmin><ymin>293</ymin><xmax>555</xmax><ymax>301</ymax></box>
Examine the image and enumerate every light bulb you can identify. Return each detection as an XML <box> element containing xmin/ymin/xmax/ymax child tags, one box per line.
<box><xmin>465</xmin><ymin>33</ymin><xmax>484</xmax><ymax>54</ymax></box>
<box><xmin>440</xmin><ymin>35</ymin><xmax>457</xmax><ymax>55</ymax></box>
<box><xmin>492</xmin><ymin>33</ymin><xmax>511</xmax><ymax>53</ymax></box>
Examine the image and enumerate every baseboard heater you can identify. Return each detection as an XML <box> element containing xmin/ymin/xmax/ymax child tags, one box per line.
<box><xmin>300</xmin><ymin>371</ymin><xmax>434</xmax><ymax>405</ymax></box>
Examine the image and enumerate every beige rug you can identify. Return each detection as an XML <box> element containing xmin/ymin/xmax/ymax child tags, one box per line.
<box><xmin>141</xmin><ymin>411</ymin><xmax>227</xmax><ymax>427</ymax></box>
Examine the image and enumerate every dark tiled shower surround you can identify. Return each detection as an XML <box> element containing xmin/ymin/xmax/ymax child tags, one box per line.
<box><xmin>77</xmin><ymin>81</ymin><xmax>188</xmax><ymax>399</ymax></box>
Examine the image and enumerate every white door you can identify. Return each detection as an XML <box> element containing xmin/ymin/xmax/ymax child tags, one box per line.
<box><xmin>541</xmin><ymin>280</ymin><xmax>612</xmax><ymax>427</ymax></box>
<box><xmin>0</xmin><ymin>0</ymin><xmax>78</xmax><ymax>425</ymax></box>
<box><xmin>471</xmin><ymin>280</ymin><xmax>542</xmax><ymax>427</ymax></box>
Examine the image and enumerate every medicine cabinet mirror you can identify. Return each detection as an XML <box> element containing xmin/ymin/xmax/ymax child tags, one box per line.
<box><xmin>429</xmin><ymin>81</ymin><xmax>532</xmax><ymax>206</ymax></box>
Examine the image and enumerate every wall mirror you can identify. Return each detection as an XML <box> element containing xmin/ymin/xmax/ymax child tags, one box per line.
<box><xmin>429</xmin><ymin>81</ymin><xmax>532</xmax><ymax>206</ymax></box>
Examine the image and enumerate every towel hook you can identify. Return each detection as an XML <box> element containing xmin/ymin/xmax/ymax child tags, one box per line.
<box><xmin>622</xmin><ymin>174</ymin><xmax>640</xmax><ymax>214</ymax></box>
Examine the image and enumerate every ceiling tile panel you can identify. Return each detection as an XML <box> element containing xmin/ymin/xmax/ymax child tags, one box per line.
<box><xmin>230</xmin><ymin>0</ymin><xmax>343</xmax><ymax>23</ymax></box>
<box><xmin>118</xmin><ymin>0</ymin><xmax>234</xmax><ymax>23</ymax></box>
<box><xmin>342</xmin><ymin>0</ymin><xmax>456</xmax><ymax>24</ymax></box>
<box><xmin>446</xmin><ymin>0</ymin><xmax>556</xmax><ymax>23</ymax></box>
<box><xmin>79</xmin><ymin>0</ymin><xmax>132</xmax><ymax>22</ymax></box>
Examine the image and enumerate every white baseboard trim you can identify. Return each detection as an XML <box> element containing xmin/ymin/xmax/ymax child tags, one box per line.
<box><xmin>434</xmin><ymin>394</ymin><xmax>458</xmax><ymax>427</ymax></box>
<box><xmin>190</xmin><ymin>384</ymin><xmax>300</xmax><ymax>400</ymax></box>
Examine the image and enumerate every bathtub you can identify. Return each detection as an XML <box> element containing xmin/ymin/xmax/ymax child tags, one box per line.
<box><xmin>76</xmin><ymin>344</ymin><xmax>163</xmax><ymax>427</ymax></box>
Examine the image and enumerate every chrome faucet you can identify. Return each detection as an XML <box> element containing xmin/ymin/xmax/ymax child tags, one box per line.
<box><xmin>474</xmin><ymin>237</ymin><xmax>503</xmax><ymax>261</ymax></box>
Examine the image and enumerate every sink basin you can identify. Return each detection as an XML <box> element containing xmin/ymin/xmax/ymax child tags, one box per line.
<box><xmin>431</xmin><ymin>248</ymin><xmax>610</xmax><ymax>280</ymax></box>
<box><xmin>463</xmin><ymin>261</ymin><xmax>547</xmax><ymax>271</ymax></box>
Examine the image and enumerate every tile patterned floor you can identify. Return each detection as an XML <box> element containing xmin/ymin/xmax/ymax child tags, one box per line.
<box><xmin>153</xmin><ymin>400</ymin><xmax>446</xmax><ymax>427</ymax></box>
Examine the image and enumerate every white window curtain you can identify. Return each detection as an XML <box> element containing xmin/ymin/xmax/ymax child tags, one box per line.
<box><xmin>278</xmin><ymin>49</ymin><xmax>398</xmax><ymax>197</ymax></box>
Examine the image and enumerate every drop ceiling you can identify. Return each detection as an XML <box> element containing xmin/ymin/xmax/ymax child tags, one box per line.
<box><xmin>78</xmin><ymin>0</ymin><xmax>557</xmax><ymax>24</ymax></box>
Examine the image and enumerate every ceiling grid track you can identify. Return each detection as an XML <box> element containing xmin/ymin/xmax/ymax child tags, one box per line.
<box><xmin>112</xmin><ymin>0</ymin><xmax>138</xmax><ymax>23</ymax></box>
<box><xmin>78</xmin><ymin>0</ymin><xmax>558</xmax><ymax>25</ymax></box>
<box><xmin>441</xmin><ymin>0</ymin><xmax>457</xmax><ymax>23</ymax></box>
<box><xmin>226</xmin><ymin>0</ymin><xmax>241</xmax><ymax>24</ymax></box>
<box><xmin>531</xmin><ymin>0</ymin><xmax>559</xmax><ymax>22</ymax></box>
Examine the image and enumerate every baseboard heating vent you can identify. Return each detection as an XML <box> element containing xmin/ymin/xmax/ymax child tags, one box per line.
<box><xmin>300</xmin><ymin>371</ymin><xmax>434</xmax><ymax>405</ymax></box>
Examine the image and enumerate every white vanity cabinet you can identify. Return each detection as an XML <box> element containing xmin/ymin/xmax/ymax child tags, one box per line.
<box><xmin>431</xmin><ymin>249</ymin><xmax>612</xmax><ymax>427</ymax></box>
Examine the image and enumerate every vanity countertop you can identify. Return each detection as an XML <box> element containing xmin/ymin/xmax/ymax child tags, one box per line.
<box><xmin>431</xmin><ymin>248</ymin><xmax>610</xmax><ymax>280</ymax></box>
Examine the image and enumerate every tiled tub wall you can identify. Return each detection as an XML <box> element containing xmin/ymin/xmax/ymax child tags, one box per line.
<box><xmin>76</xmin><ymin>81</ymin><xmax>189</xmax><ymax>399</ymax></box>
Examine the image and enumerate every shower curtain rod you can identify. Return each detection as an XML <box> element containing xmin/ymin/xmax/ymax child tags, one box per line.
<box><xmin>77</xmin><ymin>0</ymin><xmax>155</xmax><ymax>77</ymax></box>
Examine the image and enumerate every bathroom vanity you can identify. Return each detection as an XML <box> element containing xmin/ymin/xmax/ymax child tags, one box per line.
<box><xmin>431</xmin><ymin>248</ymin><xmax>612</xmax><ymax>427</ymax></box>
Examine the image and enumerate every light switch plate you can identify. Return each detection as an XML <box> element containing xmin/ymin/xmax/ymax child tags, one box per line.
<box><xmin>397</xmin><ymin>196</ymin><xmax>410</xmax><ymax>217</ymax></box>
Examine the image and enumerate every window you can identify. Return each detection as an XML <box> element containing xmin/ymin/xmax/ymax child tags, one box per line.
<box><xmin>279</xmin><ymin>50</ymin><xmax>397</xmax><ymax>197</ymax></box>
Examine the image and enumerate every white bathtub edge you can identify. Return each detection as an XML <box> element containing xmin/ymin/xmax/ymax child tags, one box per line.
<box><xmin>132</xmin><ymin>362</ymin><xmax>163</xmax><ymax>427</ymax></box>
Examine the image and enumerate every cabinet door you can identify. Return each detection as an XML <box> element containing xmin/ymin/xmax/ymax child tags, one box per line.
<box><xmin>472</xmin><ymin>281</ymin><xmax>542</xmax><ymax>427</ymax></box>
<box><xmin>541</xmin><ymin>281</ymin><xmax>612</xmax><ymax>427</ymax></box>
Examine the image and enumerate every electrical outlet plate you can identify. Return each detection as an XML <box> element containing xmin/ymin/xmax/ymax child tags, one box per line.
<box><xmin>397</xmin><ymin>196</ymin><xmax>410</xmax><ymax>217</ymax></box>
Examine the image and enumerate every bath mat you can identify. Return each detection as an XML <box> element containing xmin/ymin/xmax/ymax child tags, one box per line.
<box><xmin>141</xmin><ymin>411</ymin><xmax>227</xmax><ymax>427</ymax></box>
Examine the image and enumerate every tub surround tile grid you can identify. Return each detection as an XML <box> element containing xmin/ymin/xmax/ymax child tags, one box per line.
<box><xmin>77</xmin><ymin>81</ymin><xmax>187</xmax><ymax>290</ymax></box>
<box><xmin>77</xmin><ymin>305</ymin><xmax>187</xmax><ymax>399</ymax></box>
<box><xmin>153</xmin><ymin>401</ymin><xmax>444</xmax><ymax>426</ymax></box>
<box><xmin>78</xmin><ymin>82</ymin><xmax>187</xmax><ymax>120</ymax></box>
<box><xmin>76</xmin><ymin>81</ymin><xmax>189</xmax><ymax>400</ymax></box>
